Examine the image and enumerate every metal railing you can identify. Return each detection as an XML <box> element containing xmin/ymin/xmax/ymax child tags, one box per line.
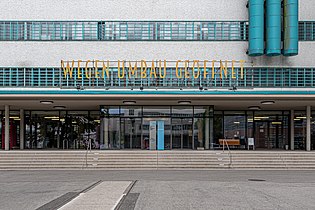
<box><xmin>222</xmin><ymin>139</ymin><xmax>232</xmax><ymax>168</ymax></box>
<box><xmin>1</xmin><ymin>67</ymin><xmax>315</xmax><ymax>88</ymax></box>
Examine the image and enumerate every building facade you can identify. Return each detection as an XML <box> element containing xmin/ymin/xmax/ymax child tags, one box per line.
<box><xmin>0</xmin><ymin>0</ymin><xmax>315</xmax><ymax>151</ymax></box>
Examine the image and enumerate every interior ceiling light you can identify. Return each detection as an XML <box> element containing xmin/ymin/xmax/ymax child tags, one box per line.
<box><xmin>248</xmin><ymin>106</ymin><xmax>261</xmax><ymax>110</ymax></box>
<box><xmin>254</xmin><ymin>117</ymin><xmax>269</xmax><ymax>119</ymax></box>
<box><xmin>261</xmin><ymin>101</ymin><xmax>275</xmax><ymax>105</ymax></box>
<box><xmin>53</xmin><ymin>106</ymin><xmax>66</xmax><ymax>110</ymax></box>
<box><xmin>44</xmin><ymin>116</ymin><xmax>59</xmax><ymax>119</ymax></box>
<box><xmin>9</xmin><ymin>116</ymin><xmax>20</xmax><ymax>119</ymax></box>
<box><xmin>178</xmin><ymin>101</ymin><xmax>191</xmax><ymax>105</ymax></box>
<box><xmin>123</xmin><ymin>100</ymin><xmax>136</xmax><ymax>105</ymax></box>
<box><xmin>40</xmin><ymin>100</ymin><xmax>54</xmax><ymax>105</ymax></box>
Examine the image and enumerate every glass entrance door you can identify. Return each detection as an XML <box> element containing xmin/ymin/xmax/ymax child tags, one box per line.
<box><xmin>120</xmin><ymin>118</ymin><xmax>142</xmax><ymax>149</ymax></box>
<box><xmin>255</xmin><ymin>121</ymin><xmax>281</xmax><ymax>149</ymax></box>
<box><xmin>172</xmin><ymin>118</ymin><xmax>193</xmax><ymax>149</ymax></box>
<box><xmin>142</xmin><ymin>118</ymin><xmax>171</xmax><ymax>150</ymax></box>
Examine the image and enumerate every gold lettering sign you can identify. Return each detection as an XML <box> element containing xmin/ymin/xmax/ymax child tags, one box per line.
<box><xmin>61</xmin><ymin>60</ymin><xmax>246</xmax><ymax>79</ymax></box>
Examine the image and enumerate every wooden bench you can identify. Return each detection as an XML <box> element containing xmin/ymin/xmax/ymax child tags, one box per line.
<box><xmin>219</xmin><ymin>139</ymin><xmax>240</xmax><ymax>146</ymax></box>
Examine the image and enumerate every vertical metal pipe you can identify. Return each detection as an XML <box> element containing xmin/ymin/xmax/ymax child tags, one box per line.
<box><xmin>5</xmin><ymin>105</ymin><xmax>10</xmax><ymax>151</ymax></box>
<box><xmin>20</xmin><ymin>109</ymin><xmax>24</xmax><ymax>150</ymax></box>
<box><xmin>306</xmin><ymin>106</ymin><xmax>311</xmax><ymax>151</ymax></box>
<box><xmin>290</xmin><ymin>110</ymin><xmax>295</xmax><ymax>150</ymax></box>
<box><xmin>205</xmin><ymin>118</ymin><xmax>210</xmax><ymax>150</ymax></box>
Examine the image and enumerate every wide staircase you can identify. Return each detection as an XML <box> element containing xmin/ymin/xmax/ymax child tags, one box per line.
<box><xmin>1</xmin><ymin>150</ymin><xmax>315</xmax><ymax>170</ymax></box>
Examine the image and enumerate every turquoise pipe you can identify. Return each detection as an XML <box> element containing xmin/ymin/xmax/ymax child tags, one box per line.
<box><xmin>266</xmin><ymin>0</ymin><xmax>281</xmax><ymax>56</ymax></box>
<box><xmin>283</xmin><ymin>0</ymin><xmax>299</xmax><ymax>56</ymax></box>
<box><xmin>248</xmin><ymin>0</ymin><xmax>265</xmax><ymax>56</ymax></box>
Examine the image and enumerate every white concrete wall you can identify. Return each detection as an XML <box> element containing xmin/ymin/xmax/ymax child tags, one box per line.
<box><xmin>299</xmin><ymin>0</ymin><xmax>315</xmax><ymax>20</ymax></box>
<box><xmin>0</xmin><ymin>0</ymin><xmax>312</xmax><ymax>21</ymax></box>
<box><xmin>0</xmin><ymin>42</ymin><xmax>315</xmax><ymax>68</ymax></box>
<box><xmin>0</xmin><ymin>0</ymin><xmax>314</xmax><ymax>68</ymax></box>
<box><xmin>0</xmin><ymin>0</ymin><xmax>248</xmax><ymax>21</ymax></box>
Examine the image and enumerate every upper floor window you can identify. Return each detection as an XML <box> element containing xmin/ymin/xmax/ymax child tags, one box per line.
<box><xmin>0</xmin><ymin>21</ymin><xmax>249</xmax><ymax>41</ymax></box>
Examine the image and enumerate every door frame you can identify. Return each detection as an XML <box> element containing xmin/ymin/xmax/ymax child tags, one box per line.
<box><xmin>171</xmin><ymin>117</ymin><xmax>194</xmax><ymax>149</ymax></box>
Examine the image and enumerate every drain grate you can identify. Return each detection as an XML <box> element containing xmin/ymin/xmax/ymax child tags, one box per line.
<box><xmin>248</xmin><ymin>178</ymin><xmax>266</xmax><ymax>182</ymax></box>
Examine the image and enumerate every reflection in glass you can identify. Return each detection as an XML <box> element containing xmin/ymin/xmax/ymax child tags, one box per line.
<box><xmin>172</xmin><ymin>118</ymin><xmax>193</xmax><ymax>149</ymax></box>
<box><xmin>294</xmin><ymin>111</ymin><xmax>306</xmax><ymax>150</ymax></box>
<box><xmin>172</xmin><ymin>106</ymin><xmax>193</xmax><ymax>118</ymax></box>
<box><xmin>194</xmin><ymin>106</ymin><xmax>212</xmax><ymax>117</ymax></box>
<box><xmin>312</xmin><ymin>112</ymin><xmax>315</xmax><ymax>150</ymax></box>
<box><xmin>213</xmin><ymin>113</ymin><xmax>223</xmax><ymax>145</ymax></box>
<box><xmin>25</xmin><ymin>111</ymin><xmax>60</xmax><ymax>149</ymax></box>
<box><xmin>0</xmin><ymin>111</ymin><xmax>2</xmax><ymax>149</ymax></box>
<box><xmin>142</xmin><ymin>106</ymin><xmax>171</xmax><ymax>117</ymax></box>
<box><xmin>224</xmin><ymin>114</ymin><xmax>246</xmax><ymax>142</ymax></box>
<box><xmin>120</xmin><ymin>106</ymin><xmax>142</xmax><ymax>117</ymax></box>
<box><xmin>109</xmin><ymin>118</ymin><xmax>120</xmax><ymax>149</ymax></box>
<box><xmin>120</xmin><ymin>118</ymin><xmax>142</xmax><ymax>149</ymax></box>
<box><xmin>254</xmin><ymin>111</ymin><xmax>289</xmax><ymax>149</ymax></box>
<box><xmin>193</xmin><ymin>118</ymin><xmax>209</xmax><ymax>149</ymax></box>
<box><xmin>247</xmin><ymin>111</ymin><xmax>254</xmax><ymax>138</ymax></box>
<box><xmin>142</xmin><ymin>118</ymin><xmax>171</xmax><ymax>149</ymax></box>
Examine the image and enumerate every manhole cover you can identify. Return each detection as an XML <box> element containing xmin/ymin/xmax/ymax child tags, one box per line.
<box><xmin>248</xmin><ymin>179</ymin><xmax>266</xmax><ymax>182</ymax></box>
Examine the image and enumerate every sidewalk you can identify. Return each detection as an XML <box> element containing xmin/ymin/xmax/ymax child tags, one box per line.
<box><xmin>59</xmin><ymin>181</ymin><xmax>131</xmax><ymax>210</ymax></box>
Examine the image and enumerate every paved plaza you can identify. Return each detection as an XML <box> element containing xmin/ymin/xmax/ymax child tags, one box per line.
<box><xmin>0</xmin><ymin>170</ymin><xmax>315</xmax><ymax>210</ymax></box>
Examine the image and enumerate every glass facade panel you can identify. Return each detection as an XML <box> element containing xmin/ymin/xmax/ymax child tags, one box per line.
<box><xmin>120</xmin><ymin>117</ymin><xmax>142</xmax><ymax>149</ymax></box>
<box><xmin>213</xmin><ymin>111</ymin><xmax>223</xmax><ymax>146</ymax></box>
<box><xmin>100</xmin><ymin>106</ymin><xmax>213</xmax><ymax>150</ymax></box>
<box><xmin>143</xmin><ymin>106</ymin><xmax>171</xmax><ymax>117</ymax></box>
<box><xmin>65</xmin><ymin>111</ymin><xmax>90</xmax><ymax>149</ymax></box>
<box><xmin>194</xmin><ymin>106</ymin><xmax>212</xmax><ymax>117</ymax></box>
<box><xmin>247</xmin><ymin>111</ymin><xmax>254</xmax><ymax>138</ymax></box>
<box><xmin>0</xmin><ymin>107</ymin><xmax>309</xmax><ymax>151</ymax></box>
<box><xmin>294</xmin><ymin>111</ymin><xmax>307</xmax><ymax>150</ymax></box>
<box><xmin>143</xmin><ymin>118</ymin><xmax>171</xmax><ymax>149</ymax></box>
<box><xmin>25</xmin><ymin>111</ymin><xmax>60</xmax><ymax>149</ymax></box>
<box><xmin>120</xmin><ymin>106</ymin><xmax>142</xmax><ymax>117</ymax></box>
<box><xmin>0</xmin><ymin>111</ymin><xmax>2</xmax><ymax>149</ymax></box>
<box><xmin>172</xmin><ymin>118</ymin><xmax>193</xmax><ymax>149</ymax></box>
<box><xmin>172</xmin><ymin>106</ymin><xmax>193</xmax><ymax>118</ymax></box>
<box><xmin>312</xmin><ymin>111</ymin><xmax>315</xmax><ymax>150</ymax></box>
<box><xmin>223</xmin><ymin>112</ymin><xmax>246</xmax><ymax>146</ymax></box>
<box><xmin>105</xmin><ymin>118</ymin><xmax>120</xmax><ymax>149</ymax></box>
<box><xmin>254</xmin><ymin>111</ymin><xmax>289</xmax><ymax>149</ymax></box>
<box><xmin>193</xmin><ymin>117</ymin><xmax>209</xmax><ymax>149</ymax></box>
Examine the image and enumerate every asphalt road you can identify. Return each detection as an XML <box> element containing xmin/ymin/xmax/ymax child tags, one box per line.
<box><xmin>0</xmin><ymin>170</ymin><xmax>315</xmax><ymax>210</ymax></box>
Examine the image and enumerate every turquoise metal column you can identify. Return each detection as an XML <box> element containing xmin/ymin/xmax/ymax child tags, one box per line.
<box><xmin>283</xmin><ymin>0</ymin><xmax>299</xmax><ymax>56</ymax></box>
<box><xmin>157</xmin><ymin>120</ymin><xmax>164</xmax><ymax>150</ymax></box>
<box><xmin>248</xmin><ymin>0</ymin><xmax>265</xmax><ymax>56</ymax></box>
<box><xmin>266</xmin><ymin>0</ymin><xmax>282</xmax><ymax>56</ymax></box>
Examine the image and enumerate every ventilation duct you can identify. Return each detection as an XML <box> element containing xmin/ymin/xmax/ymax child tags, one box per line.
<box><xmin>248</xmin><ymin>0</ymin><xmax>265</xmax><ymax>56</ymax></box>
<box><xmin>266</xmin><ymin>0</ymin><xmax>282</xmax><ymax>56</ymax></box>
<box><xmin>283</xmin><ymin>0</ymin><xmax>299</xmax><ymax>56</ymax></box>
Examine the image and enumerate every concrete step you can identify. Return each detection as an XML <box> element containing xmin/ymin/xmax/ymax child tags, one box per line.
<box><xmin>1</xmin><ymin>151</ymin><xmax>315</xmax><ymax>170</ymax></box>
